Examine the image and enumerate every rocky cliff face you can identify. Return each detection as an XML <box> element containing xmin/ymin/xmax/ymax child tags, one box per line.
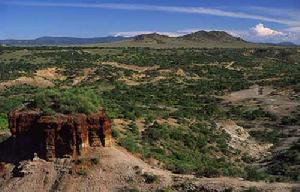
<box><xmin>8</xmin><ymin>109</ymin><xmax>112</xmax><ymax>161</ymax></box>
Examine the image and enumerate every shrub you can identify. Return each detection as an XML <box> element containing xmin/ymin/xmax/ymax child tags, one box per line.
<box><xmin>77</xmin><ymin>168</ymin><xmax>88</xmax><ymax>176</ymax></box>
<box><xmin>0</xmin><ymin>113</ymin><xmax>8</xmax><ymax>130</ymax></box>
<box><xmin>281</xmin><ymin>116</ymin><xmax>298</xmax><ymax>125</ymax></box>
<box><xmin>32</xmin><ymin>87</ymin><xmax>103</xmax><ymax>115</ymax></box>
<box><xmin>91</xmin><ymin>156</ymin><xmax>100</xmax><ymax>165</ymax></box>
<box><xmin>127</xmin><ymin>122</ymin><xmax>139</xmax><ymax>135</ymax></box>
<box><xmin>242</xmin><ymin>154</ymin><xmax>255</xmax><ymax>163</ymax></box>
<box><xmin>142</xmin><ymin>172</ymin><xmax>159</xmax><ymax>183</ymax></box>
<box><xmin>119</xmin><ymin>136</ymin><xmax>140</xmax><ymax>153</ymax></box>
<box><xmin>112</xmin><ymin>128</ymin><xmax>120</xmax><ymax>138</ymax></box>
<box><xmin>245</xmin><ymin>166</ymin><xmax>267</xmax><ymax>181</ymax></box>
<box><xmin>75</xmin><ymin>158</ymin><xmax>87</xmax><ymax>165</ymax></box>
<box><xmin>242</xmin><ymin>108</ymin><xmax>270</xmax><ymax>120</ymax></box>
<box><xmin>249</xmin><ymin>129</ymin><xmax>280</xmax><ymax>144</ymax></box>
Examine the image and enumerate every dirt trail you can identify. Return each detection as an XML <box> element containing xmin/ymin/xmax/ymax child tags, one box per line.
<box><xmin>100</xmin><ymin>62</ymin><xmax>160</xmax><ymax>72</ymax></box>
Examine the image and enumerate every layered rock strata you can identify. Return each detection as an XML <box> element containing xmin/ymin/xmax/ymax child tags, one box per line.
<box><xmin>9</xmin><ymin>109</ymin><xmax>112</xmax><ymax>161</ymax></box>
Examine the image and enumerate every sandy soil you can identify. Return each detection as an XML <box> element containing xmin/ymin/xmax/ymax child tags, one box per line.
<box><xmin>100</xmin><ymin>62</ymin><xmax>160</xmax><ymax>72</ymax></box>
<box><xmin>72</xmin><ymin>68</ymin><xmax>96</xmax><ymax>85</ymax></box>
<box><xmin>0</xmin><ymin>76</ymin><xmax>54</xmax><ymax>90</ymax></box>
<box><xmin>1</xmin><ymin>145</ymin><xmax>299</xmax><ymax>192</ymax></box>
<box><xmin>0</xmin><ymin>67</ymin><xmax>65</xmax><ymax>90</ymax></box>
<box><xmin>216</xmin><ymin>120</ymin><xmax>272</xmax><ymax>159</ymax></box>
<box><xmin>222</xmin><ymin>84</ymin><xmax>300</xmax><ymax>167</ymax></box>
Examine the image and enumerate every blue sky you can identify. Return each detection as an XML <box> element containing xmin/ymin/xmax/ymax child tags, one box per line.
<box><xmin>1</xmin><ymin>0</ymin><xmax>300</xmax><ymax>43</ymax></box>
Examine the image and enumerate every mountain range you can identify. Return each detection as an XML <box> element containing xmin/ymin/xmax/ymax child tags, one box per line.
<box><xmin>0</xmin><ymin>36</ymin><xmax>128</xmax><ymax>46</ymax></box>
<box><xmin>0</xmin><ymin>31</ymin><xmax>297</xmax><ymax>48</ymax></box>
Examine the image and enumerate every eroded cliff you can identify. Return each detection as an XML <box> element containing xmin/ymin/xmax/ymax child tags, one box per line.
<box><xmin>8</xmin><ymin>108</ymin><xmax>112</xmax><ymax>161</ymax></box>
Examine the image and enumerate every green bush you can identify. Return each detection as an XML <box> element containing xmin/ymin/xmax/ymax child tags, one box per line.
<box><xmin>249</xmin><ymin>129</ymin><xmax>280</xmax><ymax>144</ymax></box>
<box><xmin>119</xmin><ymin>136</ymin><xmax>140</xmax><ymax>153</ymax></box>
<box><xmin>0</xmin><ymin>113</ymin><xmax>8</xmax><ymax>130</ymax></box>
<box><xmin>241</xmin><ymin>154</ymin><xmax>255</xmax><ymax>163</ymax></box>
<box><xmin>242</xmin><ymin>108</ymin><xmax>271</xmax><ymax>121</ymax></box>
<box><xmin>75</xmin><ymin>158</ymin><xmax>87</xmax><ymax>165</ymax></box>
<box><xmin>266</xmin><ymin>139</ymin><xmax>300</xmax><ymax>181</ymax></box>
<box><xmin>245</xmin><ymin>166</ymin><xmax>267</xmax><ymax>181</ymax></box>
<box><xmin>112</xmin><ymin>128</ymin><xmax>120</xmax><ymax>138</ymax></box>
<box><xmin>281</xmin><ymin>116</ymin><xmax>298</xmax><ymax>125</ymax></box>
<box><xmin>127</xmin><ymin>122</ymin><xmax>139</xmax><ymax>135</ymax></box>
<box><xmin>91</xmin><ymin>156</ymin><xmax>100</xmax><ymax>165</ymax></box>
<box><xmin>32</xmin><ymin>87</ymin><xmax>103</xmax><ymax>115</ymax></box>
<box><xmin>77</xmin><ymin>168</ymin><xmax>88</xmax><ymax>176</ymax></box>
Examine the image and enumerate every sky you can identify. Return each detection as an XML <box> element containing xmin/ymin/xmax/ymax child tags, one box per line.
<box><xmin>1</xmin><ymin>0</ymin><xmax>300</xmax><ymax>43</ymax></box>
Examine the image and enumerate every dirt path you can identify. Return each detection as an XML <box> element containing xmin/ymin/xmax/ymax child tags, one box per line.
<box><xmin>100</xmin><ymin>62</ymin><xmax>160</xmax><ymax>72</ymax></box>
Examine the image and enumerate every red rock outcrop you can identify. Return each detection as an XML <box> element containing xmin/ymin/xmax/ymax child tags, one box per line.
<box><xmin>8</xmin><ymin>109</ymin><xmax>112</xmax><ymax>161</ymax></box>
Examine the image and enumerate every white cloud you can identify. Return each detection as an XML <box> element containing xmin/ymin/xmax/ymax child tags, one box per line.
<box><xmin>3</xmin><ymin>1</ymin><xmax>300</xmax><ymax>26</ymax></box>
<box><xmin>227</xmin><ymin>24</ymin><xmax>300</xmax><ymax>44</ymax></box>
<box><xmin>251</xmin><ymin>23</ymin><xmax>284</xmax><ymax>37</ymax></box>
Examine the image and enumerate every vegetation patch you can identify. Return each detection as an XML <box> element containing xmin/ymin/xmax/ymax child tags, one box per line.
<box><xmin>32</xmin><ymin>87</ymin><xmax>103</xmax><ymax>115</ymax></box>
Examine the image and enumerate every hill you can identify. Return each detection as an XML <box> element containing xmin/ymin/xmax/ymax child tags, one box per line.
<box><xmin>276</xmin><ymin>42</ymin><xmax>297</xmax><ymax>46</ymax></box>
<box><xmin>133</xmin><ymin>33</ymin><xmax>174</xmax><ymax>43</ymax></box>
<box><xmin>1</xmin><ymin>31</ymin><xmax>266</xmax><ymax>48</ymax></box>
<box><xmin>99</xmin><ymin>31</ymin><xmax>261</xmax><ymax>48</ymax></box>
<box><xmin>0</xmin><ymin>36</ymin><xmax>129</xmax><ymax>46</ymax></box>
<box><xmin>179</xmin><ymin>31</ymin><xmax>245</xmax><ymax>43</ymax></box>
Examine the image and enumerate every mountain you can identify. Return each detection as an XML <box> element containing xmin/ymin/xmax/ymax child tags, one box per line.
<box><xmin>179</xmin><ymin>31</ymin><xmax>246</xmax><ymax>43</ymax></box>
<box><xmin>103</xmin><ymin>31</ymin><xmax>257</xmax><ymax>48</ymax></box>
<box><xmin>0</xmin><ymin>36</ymin><xmax>129</xmax><ymax>46</ymax></box>
<box><xmin>1</xmin><ymin>31</ymin><xmax>265</xmax><ymax>48</ymax></box>
<box><xmin>133</xmin><ymin>33</ymin><xmax>174</xmax><ymax>43</ymax></box>
<box><xmin>276</xmin><ymin>42</ymin><xmax>297</xmax><ymax>46</ymax></box>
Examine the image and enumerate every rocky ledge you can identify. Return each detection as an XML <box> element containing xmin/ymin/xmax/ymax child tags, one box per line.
<box><xmin>8</xmin><ymin>108</ymin><xmax>112</xmax><ymax>161</ymax></box>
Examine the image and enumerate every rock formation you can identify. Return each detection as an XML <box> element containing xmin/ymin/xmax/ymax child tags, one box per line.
<box><xmin>8</xmin><ymin>108</ymin><xmax>112</xmax><ymax>161</ymax></box>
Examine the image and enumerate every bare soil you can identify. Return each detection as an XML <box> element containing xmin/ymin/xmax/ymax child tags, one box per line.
<box><xmin>0</xmin><ymin>145</ymin><xmax>298</xmax><ymax>192</ymax></box>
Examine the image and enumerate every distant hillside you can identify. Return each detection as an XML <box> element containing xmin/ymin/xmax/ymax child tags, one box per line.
<box><xmin>101</xmin><ymin>31</ymin><xmax>261</xmax><ymax>48</ymax></box>
<box><xmin>179</xmin><ymin>31</ymin><xmax>245</xmax><ymax>43</ymax></box>
<box><xmin>0</xmin><ymin>36</ymin><xmax>129</xmax><ymax>46</ymax></box>
<box><xmin>276</xmin><ymin>42</ymin><xmax>297</xmax><ymax>46</ymax></box>
<box><xmin>133</xmin><ymin>33</ymin><xmax>174</xmax><ymax>43</ymax></box>
<box><xmin>1</xmin><ymin>31</ymin><xmax>269</xmax><ymax>48</ymax></box>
